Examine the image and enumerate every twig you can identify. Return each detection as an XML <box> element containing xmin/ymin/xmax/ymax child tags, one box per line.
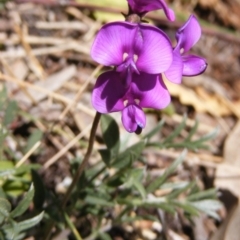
<box><xmin>59</xmin><ymin>64</ymin><xmax>102</xmax><ymax>120</ymax></box>
<box><xmin>0</xmin><ymin>42</ymin><xmax>90</xmax><ymax>58</ymax></box>
<box><xmin>35</xmin><ymin>21</ymin><xmax>87</xmax><ymax>31</ymax></box>
<box><xmin>0</xmin><ymin>58</ymin><xmax>36</xmax><ymax>104</ymax></box>
<box><xmin>14</xmin><ymin>24</ymin><xmax>45</xmax><ymax>79</ymax></box>
<box><xmin>43</xmin><ymin>123</ymin><xmax>92</xmax><ymax>169</ymax></box>
<box><xmin>0</xmin><ymin>73</ymin><xmax>95</xmax><ymax>117</ymax></box>
<box><xmin>16</xmin><ymin>141</ymin><xmax>41</xmax><ymax>167</ymax></box>
<box><xmin>34</xmin><ymin>119</ymin><xmax>74</xmax><ymax>160</ymax></box>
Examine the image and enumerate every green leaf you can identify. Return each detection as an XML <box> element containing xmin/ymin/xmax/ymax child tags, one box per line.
<box><xmin>167</xmin><ymin>181</ymin><xmax>195</xmax><ymax>200</ymax></box>
<box><xmin>142</xmin><ymin>199</ymin><xmax>175</xmax><ymax>213</ymax></box>
<box><xmin>15</xmin><ymin>211</ymin><xmax>44</xmax><ymax>232</ymax></box>
<box><xmin>117</xmin><ymin>197</ymin><xmax>175</xmax><ymax>213</ymax></box>
<box><xmin>185</xmin><ymin>119</ymin><xmax>199</xmax><ymax>141</ymax></box>
<box><xmin>173</xmin><ymin>201</ymin><xmax>199</xmax><ymax>216</ymax></box>
<box><xmin>0</xmin><ymin>86</ymin><xmax>7</xmax><ymax>112</ymax></box>
<box><xmin>25</xmin><ymin>130</ymin><xmax>43</xmax><ymax>153</ymax></box>
<box><xmin>112</xmin><ymin>141</ymin><xmax>145</xmax><ymax>169</ymax></box>
<box><xmin>142</xmin><ymin>119</ymin><xmax>165</xmax><ymax>140</ymax></box>
<box><xmin>10</xmin><ymin>186</ymin><xmax>34</xmax><ymax>218</ymax></box>
<box><xmin>3</xmin><ymin>101</ymin><xmax>18</xmax><ymax>126</ymax></box>
<box><xmin>31</xmin><ymin>170</ymin><xmax>45</xmax><ymax>209</ymax></box>
<box><xmin>162</xmin><ymin>115</ymin><xmax>187</xmax><ymax>144</ymax></box>
<box><xmin>99</xmin><ymin>149</ymin><xmax>111</xmax><ymax>167</ymax></box>
<box><xmin>0</xmin><ymin>169</ymin><xmax>16</xmax><ymax>177</ymax></box>
<box><xmin>0</xmin><ymin>188</ymin><xmax>6</xmax><ymax>199</ymax></box>
<box><xmin>187</xmin><ymin>188</ymin><xmax>218</xmax><ymax>201</ymax></box>
<box><xmin>0</xmin><ymin>161</ymin><xmax>14</xmax><ymax>172</ymax></box>
<box><xmin>1</xmin><ymin>221</ymin><xmax>19</xmax><ymax>240</ymax></box>
<box><xmin>124</xmin><ymin>168</ymin><xmax>146</xmax><ymax>198</ymax></box>
<box><xmin>161</xmin><ymin>181</ymin><xmax>189</xmax><ymax>190</ymax></box>
<box><xmin>133</xmin><ymin>180</ymin><xmax>146</xmax><ymax>199</ymax></box>
<box><xmin>3</xmin><ymin>180</ymin><xmax>28</xmax><ymax>197</ymax></box>
<box><xmin>98</xmin><ymin>232</ymin><xmax>112</xmax><ymax>240</ymax></box>
<box><xmin>84</xmin><ymin>195</ymin><xmax>115</xmax><ymax>207</ymax></box>
<box><xmin>2</xmin><ymin>213</ymin><xmax>43</xmax><ymax>238</ymax></box>
<box><xmin>146</xmin><ymin>150</ymin><xmax>187</xmax><ymax>193</ymax></box>
<box><xmin>15</xmin><ymin>164</ymin><xmax>40</xmax><ymax>175</ymax></box>
<box><xmin>192</xmin><ymin>127</ymin><xmax>218</xmax><ymax>145</ymax></box>
<box><xmin>101</xmin><ymin>115</ymin><xmax>120</xmax><ymax>156</ymax></box>
<box><xmin>0</xmin><ymin>198</ymin><xmax>11</xmax><ymax>224</ymax></box>
<box><xmin>188</xmin><ymin>200</ymin><xmax>222</xmax><ymax>220</ymax></box>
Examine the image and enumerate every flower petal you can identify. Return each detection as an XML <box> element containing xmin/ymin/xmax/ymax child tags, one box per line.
<box><xmin>122</xmin><ymin>104</ymin><xmax>146</xmax><ymax>133</ymax></box>
<box><xmin>127</xmin><ymin>0</ymin><xmax>175</xmax><ymax>21</ymax></box>
<box><xmin>131</xmin><ymin>72</ymin><xmax>171</xmax><ymax>109</ymax></box>
<box><xmin>91</xmin><ymin>22</ymin><xmax>136</xmax><ymax>66</ymax></box>
<box><xmin>164</xmin><ymin>49</ymin><xmax>183</xmax><ymax>84</ymax></box>
<box><xmin>176</xmin><ymin>15</ymin><xmax>201</xmax><ymax>53</ymax></box>
<box><xmin>92</xmin><ymin>71</ymin><xmax>126</xmax><ymax>113</ymax></box>
<box><xmin>135</xmin><ymin>24</ymin><xmax>173</xmax><ymax>74</ymax></box>
<box><xmin>182</xmin><ymin>55</ymin><xmax>207</xmax><ymax>76</ymax></box>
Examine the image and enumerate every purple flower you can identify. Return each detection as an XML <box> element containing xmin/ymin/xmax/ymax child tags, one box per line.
<box><xmin>165</xmin><ymin>15</ymin><xmax>207</xmax><ymax>84</ymax></box>
<box><xmin>92</xmin><ymin>71</ymin><xmax>170</xmax><ymax>133</ymax></box>
<box><xmin>127</xmin><ymin>0</ymin><xmax>175</xmax><ymax>21</ymax></box>
<box><xmin>91</xmin><ymin>21</ymin><xmax>173</xmax><ymax>87</ymax></box>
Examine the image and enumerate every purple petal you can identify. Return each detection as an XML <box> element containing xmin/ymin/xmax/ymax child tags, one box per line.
<box><xmin>130</xmin><ymin>72</ymin><xmax>171</xmax><ymax>109</ymax></box>
<box><xmin>91</xmin><ymin>22</ymin><xmax>136</xmax><ymax>66</ymax></box>
<box><xmin>122</xmin><ymin>104</ymin><xmax>146</xmax><ymax>133</ymax></box>
<box><xmin>92</xmin><ymin>71</ymin><xmax>127</xmax><ymax>113</ymax></box>
<box><xmin>127</xmin><ymin>0</ymin><xmax>175</xmax><ymax>21</ymax></box>
<box><xmin>164</xmin><ymin>49</ymin><xmax>183</xmax><ymax>84</ymax></box>
<box><xmin>182</xmin><ymin>55</ymin><xmax>207</xmax><ymax>76</ymax></box>
<box><xmin>176</xmin><ymin>15</ymin><xmax>201</xmax><ymax>53</ymax></box>
<box><xmin>135</xmin><ymin>24</ymin><xmax>173</xmax><ymax>74</ymax></box>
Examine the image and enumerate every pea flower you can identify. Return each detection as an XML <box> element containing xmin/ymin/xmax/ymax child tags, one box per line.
<box><xmin>127</xmin><ymin>0</ymin><xmax>175</xmax><ymax>21</ymax></box>
<box><xmin>165</xmin><ymin>15</ymin><xmax>207</xmax><ymax>84</ymax></box>
<box><xmin>91</xmin><ymin>21</ymin><xmax>173</xmax><ymax>87</ymax></box>
<box><xmin>92</xmin><ymin>71</ymin><xmax>170</xmax><ymax>133</ymax></box>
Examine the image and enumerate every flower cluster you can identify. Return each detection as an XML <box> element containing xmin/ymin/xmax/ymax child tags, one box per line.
<box><xmin>91</xmin><ymin>0</ymin><xmax>207</xmax><ymax>134</ymax></box>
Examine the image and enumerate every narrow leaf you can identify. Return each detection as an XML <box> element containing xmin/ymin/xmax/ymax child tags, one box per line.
<box><xmin>147</xmin><ymin>150</ymin><xmax>187</xmax><ymax>193</ymax></box>
<box><xmin>85</xmin><ymin>195</ymin><xmax>115</xmax><ymax>207</ymax></box>
<box><xmin>142</xmin><ymin>119</ymin><xmax>165</xmax><ymax>140</ymax></box>
<box><xmin>98</xmin><ymin>232</ymin><xmax>112</xmax><ymax>240</ymax></box>
<box><xmin>16</xmin><ymin>211</ymin><xmax>44</xmax><ymax>232</ymax></box>
<box><xmin>3</xmin><ymin>101</ymin><xmax>18</xmax><ymax>126</ymax></box>
<box><xmin>0</xmin><ymin>198</ymin><xmax>11</xmax><ymax>224</ymax></box>
<box><xmin>173</xmin><ymin>201</ymin><xmax>199</xmax><ymax>216</ymax></box>
<box><xmin>162</xmin><ymin>115</ymin><xmax>187</xmax><ymax>144</ymax></box>
<box><xmin>10</xmin><ymin>186</ymin><xmax>34</xmax><ymax>218</ymax></box>
<box><xmin>101</xmin><ymin>115</ymin><xmax>120</xmax><ymax>156</ymax></box>
<box><xmin>185</xmin><ymin>119</ymin><xmax>199</xmax><ymax>141</ymax></box>
<box><xmin>31</xmin><ymin>170</ymin><xmax>45</xmax><ymax>209</ymax></box>
<box><xmin>189</xmin><ymin>200</ymin><xmax>222</xmax><ymax>220</ymax></box>
<box><xmin>25</xmin><ymin>130</ymin><xmax>43</xmax><ymax>153</ymax></box>
<box><xmin>112</xmin><ymin>141</ymin><xmax>145</xmax><ymax>169</ymax></box>
<box><xmin>187</xmin><ymin>188</ymin><xmax>218</xmax><ymax>201</ymax></box>
<box><xmin>99</xmin><ymin>149</ymin><xmax>111</xmax><ymax>167</ymax></box>
<box><xmin>192</xmin><ymin>127</ymin><xmax>218</xmax><ymax>144</ymax></box>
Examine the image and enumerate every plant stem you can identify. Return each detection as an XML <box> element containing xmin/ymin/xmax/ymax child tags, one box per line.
<box><xmin>63</xmin><ymin>211</ymin><xmax>83</xmax><ymax>240</ymax></box>
<box><xmin>44</xmin><ymin>111</ymin><xmax>101</xmax><ymax>240</ymax></box>
<box><xmin>62</xmin><ymin>111</ymin><xmax>101</xmax><ymax>208</ymax></box>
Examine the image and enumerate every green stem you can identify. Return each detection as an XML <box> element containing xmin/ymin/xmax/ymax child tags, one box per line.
<box><xmin>63</xmin><ymin>211</ymin><xmax>82</xmax><ymax>240</ymax></box>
